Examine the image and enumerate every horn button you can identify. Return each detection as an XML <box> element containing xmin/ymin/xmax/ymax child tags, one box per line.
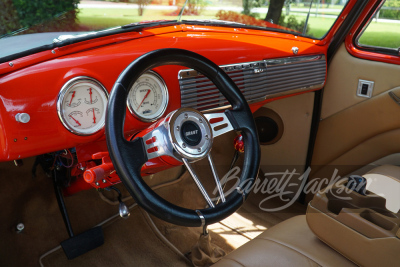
<box><xmin>181</xmin><ymin>121</ymin><xmax>202</xmax><ymax>146</ymax></box>
<box><xmin>167</xmin><ymin>109</ymin><xmax>213</xmax><ymax>161</ymax></box>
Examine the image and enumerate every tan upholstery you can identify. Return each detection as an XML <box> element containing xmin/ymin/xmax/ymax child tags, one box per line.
<box><xmin>365</xmin><ymin>164</ymin><xmax>400</xmax><ymax>181</ymax></box>
<box><xmin>364</xmin><ymin>165</ymin><xmax>400</xmax><ymax>213</ymax></box>
<box><xmin>213</xmin><ymin>215</ymin><xmax>355</xmax><ymax>267</ymax></box>
<box><xmin>306</xmin><ymin>165</ymin><xmax>400</xmax><ymax>267</ymax></box>
<box><xmin>214</xmin><ymin>166</ymin><xmax>400</xmax><ymax>266</ymax></box>
<box><xmin>310</xmin><ymin>44</ymin><xmax>400</xmax><ymax>192</ymax></box>
<box><xmin>321</xmin><ymin>44</ymin><xmax>400</xmax><ymax>119</ymax></box>
<box><xmin>255</xmin><ymin>93</ymin><xmax>314</xmax><ymax>199</ymax></box>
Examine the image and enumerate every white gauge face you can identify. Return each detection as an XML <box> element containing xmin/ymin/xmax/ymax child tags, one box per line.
<box><xmin>127</xmin><ymin>71</ymin><xmax>168</xmax><ymax>122</ymax></box>
<box><xmin>58</xmin><ymin>77</ymin><xmax>108</xmax><ymax>135</ymax></box>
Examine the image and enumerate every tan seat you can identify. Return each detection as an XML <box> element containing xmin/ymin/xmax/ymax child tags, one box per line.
<box><xmin>213</xmin><ymin>215</ymin><xmax>356</xmax><ymax>267</ymax></box>
<box><xmin>365</xmin><ymin>165</ymin><xmax>400</xmax><ymax>179</ymax></box>
<box><xmin>213</xmin><ymin>165</ymin><xmax>400</xmax><ymax>267</ymax></box>
<box><xmin>363</xmin><ymin>165</ymin><xmax>400</xmax><ymax>212</ymax></box>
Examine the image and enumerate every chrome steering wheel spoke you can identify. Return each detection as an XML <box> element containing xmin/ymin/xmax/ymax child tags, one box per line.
<box><xmin>204</xmin><ymin>113</ymin><xmax>234</xmax><ymax>138</ymax></box>
<box><xmin>207</xmin><ymin>154</ymin><xmax>226</xmax><ymax>203</ymax></box>
<box><xmin>182</xmin><ymin>158</ymin><xmax>215</xmax><ymax>208</ymax></box>
<box><xmin>106</xmin><ymin>48</ymin><xmax>260</xmax><ymax>227</ymax></box>
<box><xmin>142</xmin><ymin>125</ymin><xmax>171</xmax><ymax>161</ymax></box>
<box><xmin>182</xmin><ymin>154</ymin><xmax>226</xmax><ymax>208</ymax></box>
<box><xmin>139</xmin><ymin>109</ymin><xmax>228</xmax><ymax>208</ymax></box>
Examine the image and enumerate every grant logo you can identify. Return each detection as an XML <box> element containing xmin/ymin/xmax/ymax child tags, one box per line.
<box><xmin>186</xmin><ymin>130</ymin><xmax>198</xmax><ymax>136</ymax></box>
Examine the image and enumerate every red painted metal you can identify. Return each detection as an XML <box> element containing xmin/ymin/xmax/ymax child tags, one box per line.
<box><xmin>83</xmin><ymin>152</ymin><xmax>115</xmax><ymax>184</ymax></box>
<box><xmin>63</xmin><ymin>174</ymin><xmax>93</xmax><ymax>196</ymax></box>
<box><xmin>316</xmin><ymin>0</ymin><xmax>358</xmax><ymax>46</ymax></box>
<box><xmin>73</xmin><ymin>151</ymin><xmax>121</xmax><ymax>191</ymax></box>
<box><xmin>0</xmin><ymin>21</ymin><xmax>335</xmax><ymax>194</ymax></box>
<box><xmin>0</xmin><ymin>28</ymin><xmax>326</xmax><ymax>162</ymax></box>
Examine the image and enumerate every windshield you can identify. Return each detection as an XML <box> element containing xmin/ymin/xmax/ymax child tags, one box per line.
<box><xmin>1</xmin><ymin>0</ymin><xmax>348</xmax><ymax>40</ymax></box>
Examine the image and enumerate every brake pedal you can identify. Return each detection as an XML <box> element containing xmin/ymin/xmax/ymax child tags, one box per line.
<box><xmin>52</xmin><ymin>167</ymin><xmax>104</xmax><ymax>259</ymax></box>
<box><xmin>61</xmin><ymin>226</ymin><xmax>104</xmax><ymax>260</ymax></box>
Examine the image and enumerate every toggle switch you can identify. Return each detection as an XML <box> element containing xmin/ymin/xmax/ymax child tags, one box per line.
<box><xmin>357</xmin><ymin>80</ymin><xmax>374</xmax><ymax>98</ymax></box>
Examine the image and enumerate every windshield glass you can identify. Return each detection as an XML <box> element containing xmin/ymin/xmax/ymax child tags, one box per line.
<box><xmin>1</xmin><ymin>0</ymin><xmax>348</xmax><ymax>40</ymax></box>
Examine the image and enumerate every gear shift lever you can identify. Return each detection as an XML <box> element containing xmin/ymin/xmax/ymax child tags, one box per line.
<box><xmin>109</xmin><ymin>186</ymin><xmax>130</xmax><ymax>219</ymax></box>
<box><xmin>119</xmin><ymin>202</ymin><xmax>130</xmax><ymax>219</ymax></box>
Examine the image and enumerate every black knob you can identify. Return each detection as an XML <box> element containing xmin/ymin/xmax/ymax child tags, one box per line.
<box><xmin>347</xmin><ymin>175</ymin><xmax>367</xmax><ymax>195</ymax></box>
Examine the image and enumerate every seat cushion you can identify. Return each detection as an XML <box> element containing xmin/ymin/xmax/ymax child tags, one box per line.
<box><xmin>364</xmin><ymin>165</ymin><xmax>400</xmax><ymax>212</ymax></box>
<box><xmin>213</xmin><ymin>215</ymin><xmax>355</xmax><ymax>267</ymax></box>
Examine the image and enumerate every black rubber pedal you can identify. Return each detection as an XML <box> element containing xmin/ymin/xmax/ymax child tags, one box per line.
<box><xmin>61</xmin><ymin>226</ymin><xmax>104</xmax><ymax>260</ymax></box>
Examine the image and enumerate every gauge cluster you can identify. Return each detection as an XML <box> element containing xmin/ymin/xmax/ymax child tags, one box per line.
<box><xmin>127</xmin><ymin>71</ymin><xmax>169</xmax><ymax>122</ymax></box>
<box><xmin>57</xmin><ymin>71</ymin><xmax>169</xmax><ymax>135</ymax></box>
<box><xmin>57</xmin><ymin>77</ymin><xmax>108</xmax><ymax>135</ymax></box>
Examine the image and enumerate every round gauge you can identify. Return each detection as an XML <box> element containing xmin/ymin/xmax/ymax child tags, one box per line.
<box><xmin>57</xmin><ymin>77</ymin><xmax>108</xmax><ymax>135</ymax></box>
<box><xmin>127</xmin><ymin>71</ymin><xmax>168</xmax><ymax>122</ymax></box>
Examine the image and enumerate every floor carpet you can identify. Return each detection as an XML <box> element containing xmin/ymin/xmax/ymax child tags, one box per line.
<box><xmin>40</xmin><ymin>207</ymin><xmax>191</xmax><ymax>267</ymax></box>
<box><xmin>1</xmin><ymin>134</ymin><xmax>307</xmax><ymax>266</ymax></box>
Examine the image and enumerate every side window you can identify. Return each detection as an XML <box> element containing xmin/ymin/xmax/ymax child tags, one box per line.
<box><xmin>357</xmin><ymin>0</ymin><xmax>400</xmax><ymax>50</ymax></box>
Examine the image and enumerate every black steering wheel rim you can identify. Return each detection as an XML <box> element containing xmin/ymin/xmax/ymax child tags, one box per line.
<box><xmin>106</xmin><ymin>48</ymin><xmax>260</xmax><ymax>227</ymax></box>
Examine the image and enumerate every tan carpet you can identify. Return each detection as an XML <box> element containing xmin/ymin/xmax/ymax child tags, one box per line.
<box><xmin>40</xmin><ymin>207</ymin><xmax>191</xmax><ymax>267</ymax></box>
<box><xmin>1</xmin><ymin>133</ymin><xmax>307</xmax><ymax>266</ymax></box>
<box><xmin>0</xmin><ymin>157</ymin><xmax>185</xmax><ymax>267</ymax></box>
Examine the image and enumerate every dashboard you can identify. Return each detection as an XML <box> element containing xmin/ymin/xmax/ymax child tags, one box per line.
<box><xmin>0</xmin><ymin>25</ymin><xmax>327</xmax><ymax>163</ymax></box>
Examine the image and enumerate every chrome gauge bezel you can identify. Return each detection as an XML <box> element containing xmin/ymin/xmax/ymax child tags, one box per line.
<box><xmin>126</xmin><ymin>71</ymin><xmax>169</xmax><ymax>122</ymax></box>
<box><xmin>57</xmin><ymin>76</ymin><xmax>109</xmax><ymax>136</ymax></box>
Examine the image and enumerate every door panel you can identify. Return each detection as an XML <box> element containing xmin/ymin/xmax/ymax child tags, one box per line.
<box><xmin>311</xmin><ymin>44</ymin><xmax>400</xmax><ymax>183</ymax></box>
<box><xmin>321</xmin><ymin>44</ymin><xmax>400</xmax><ymax>119</ymax></box>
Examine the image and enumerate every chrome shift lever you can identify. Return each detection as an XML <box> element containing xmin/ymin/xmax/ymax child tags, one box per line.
<box><xmin>109</xmin><ymin>186</ymin><xmax>130</xmax><ymax>219</ymax></box>
<box><xmin>118</xmin><ymin>202</ymin><xmax>130</xmax><ymax>219</ymax></box>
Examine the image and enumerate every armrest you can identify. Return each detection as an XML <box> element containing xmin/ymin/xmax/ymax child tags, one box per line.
<box><xmin>307</xmin><ymin>178</ymin><xmax>400</xmax><ymax>267</ymax></box>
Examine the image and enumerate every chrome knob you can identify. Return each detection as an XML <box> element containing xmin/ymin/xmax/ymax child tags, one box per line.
<box><xmin>16</xmin><ymin>223</ymin><xmax>24</xmax><ymax>233</ymax></box>
<box><xmin>119</xmin><ymin>202</ymin><xmax>130</xmax><ymax>219</ymax></box>
<box><xmin>15</xmin><ymin>113</ymin><xmax>30</xmax><ymax>123</ymax></box>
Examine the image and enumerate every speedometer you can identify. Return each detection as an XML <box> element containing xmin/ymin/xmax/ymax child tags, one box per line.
<box><xmin>57</xmin><ymin>77</ymin><xmax>108</xmax><ymax>135</ymax></box>
<box><xmin>127</xmin><ymin>71</ymin><xmax>168</xmax><ymax>122</ymax></box>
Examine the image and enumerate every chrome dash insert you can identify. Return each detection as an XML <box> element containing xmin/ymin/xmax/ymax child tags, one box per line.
<box><xmin>178</xmin><ymin>54</ymin><xmax>326</xmax><ymax>112</ymax></box>
<box><xmin>178</xmin><ymin>60</ymin><xmax>267</xmax><ymax>79</ymax></box>
<box><xmin>265</xmin><ymin>54</ymin><xmax>324</xmax><ymax>66</ymax></box>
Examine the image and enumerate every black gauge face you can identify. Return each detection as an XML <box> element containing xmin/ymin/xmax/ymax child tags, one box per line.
<box><xmin>58</xmin><ymin>77</ymin><xmax>108</xmax><ymax>135</ymax></box>
<box><xmin>127</xmin><ymin>71</ymin><xmax>168</xmax><ymax>122</ymax></box>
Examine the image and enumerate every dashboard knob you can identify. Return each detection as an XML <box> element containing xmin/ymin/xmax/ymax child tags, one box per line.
<box><xmin>15</xmin><ymin>113</ymin><xmax>30</xmax><ymax>123</ymax></box>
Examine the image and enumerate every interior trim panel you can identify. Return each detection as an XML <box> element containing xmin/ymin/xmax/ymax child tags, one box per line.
<box><xmin>179</xmin><ymin>55</ymin><xmax>326</xmax><ymax>112</ymax></box>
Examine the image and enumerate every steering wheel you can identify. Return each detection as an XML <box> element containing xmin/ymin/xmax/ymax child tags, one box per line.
<box><xmin>106</xmin><ymin>48</ymin><xmax>260</xmax><ymax>227</ymax></box>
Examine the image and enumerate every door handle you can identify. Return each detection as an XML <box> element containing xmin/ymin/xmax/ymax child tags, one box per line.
<box><xmin>389</xmin><ymin>91</ymin><xmax>400</xmax><ymax>106</ymax></box>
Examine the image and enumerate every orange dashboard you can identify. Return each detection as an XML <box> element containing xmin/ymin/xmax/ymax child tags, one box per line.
<box><xmin>0</xmin><ymin>25</ymin><xmax>327</xmax><ymax>162</ymax></box>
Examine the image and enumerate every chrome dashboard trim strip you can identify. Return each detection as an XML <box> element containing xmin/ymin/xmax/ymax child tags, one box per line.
<box><xmin>178</xmin><ymin>60</ymin><xmax>267</xmax><ymax>79</ymax></box>
<box><xmin>264</xmin><ymin>54</ymin><xmax>324</xmax><ymax>66</ymax></box>
<box><xmin>178</xmin><ymin>54</ymin><xmax>326</xmax><ymax>113</ymax></box>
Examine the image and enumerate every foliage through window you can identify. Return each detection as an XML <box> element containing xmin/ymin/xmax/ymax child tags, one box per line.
<box><xmin>358</xmin><ymin>0</ymin><xmax>400</xmax><ymax>50</ymax></box>
<box><xmin>1</xmin><ymin>0</ymin><xmax>349</xmax><ymax>40</ymax></box>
